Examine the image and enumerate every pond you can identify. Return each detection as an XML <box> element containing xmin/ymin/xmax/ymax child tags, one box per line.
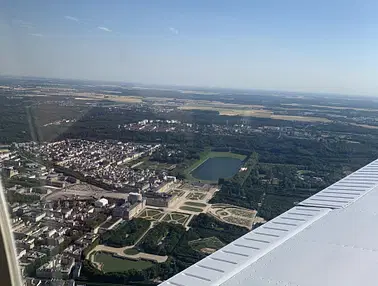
<box><xmin>190</xmin><ymin>157</ymin><xmax>243</xmax><ymax>181</ymax></box>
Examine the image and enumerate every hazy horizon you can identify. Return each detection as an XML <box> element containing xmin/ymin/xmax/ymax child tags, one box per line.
<box><xmin>2</xmin><ymin>73</ymin><xmax>373</xmax><ymax>100</ymax></box>
<box><xmin>2</xmin><ymin>1</ymin><xmax>378</xmax><ymax>96</ymax></box>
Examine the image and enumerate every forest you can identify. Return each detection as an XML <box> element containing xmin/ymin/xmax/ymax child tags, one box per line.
<box><xmin>81</xmin><ymin>214</ymin><xmax>248</xmax><ymax>284</ymax></box>
<box><xmin>101</xmin><ymin>219</ymin><xmax>150</xmax><ymax>247</ymax></box>
<box><xmin>138</xmin><ymin>222</ymin><xmax>186</xmax><ymax>256</ymax></box>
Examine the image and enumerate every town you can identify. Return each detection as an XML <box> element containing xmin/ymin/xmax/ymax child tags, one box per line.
<box><xmin>1</xmin><ymin>141</ymin><xmax>263</xmax><ymax>286</ymax></box>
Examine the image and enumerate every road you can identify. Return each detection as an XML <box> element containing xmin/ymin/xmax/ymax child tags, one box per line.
<box><xmin>44</xmin><ymin>186</ymin><xmax>129</xmax><ymax>201</ymax></box>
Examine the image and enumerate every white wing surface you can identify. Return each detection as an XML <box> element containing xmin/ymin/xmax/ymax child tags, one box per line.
<box><xmin>160</xmin><ymin>159</ymin><xmax>378</xmax><ymax>286</ymax></box>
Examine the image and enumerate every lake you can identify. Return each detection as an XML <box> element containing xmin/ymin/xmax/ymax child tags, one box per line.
<box><xmin>190</xmin><ymin>157</ymin><xmax>243</xmax><ymax>181</ymax></box>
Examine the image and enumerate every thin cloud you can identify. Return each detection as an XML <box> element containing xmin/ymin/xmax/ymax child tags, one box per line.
<box><xmin>169</xmin><ymin>27</ymin><xmax>179</xmax><ymax>35</ymax></box>
<box><xmin>64</xmin><ymin>16</ymin><xmax>79</xmax><ymax>22</ymax></box>
<box><xmin>13</xmin><ymin>19</ymin><xmax>34</xmax><ymax>29</ymax></box>
<box><xmin>98</xmin><ymin>26</ymin><xmax>112</xmax><ymax>32</ymax></box>
<box><xmin>29</xmin><ymin>33</ymin><xmax>43</xmax><ymax>37</ymax></box>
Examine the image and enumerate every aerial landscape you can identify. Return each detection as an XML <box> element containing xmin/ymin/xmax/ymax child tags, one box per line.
<box><xmin>2</xmin><ymin>77</ymin><xmax>378</xmax><ymax>285</ymax></box>
<box><xmin>3</xmin><ymin>0</ymin><xmax>378</xmax><ymax>285</ymax></box>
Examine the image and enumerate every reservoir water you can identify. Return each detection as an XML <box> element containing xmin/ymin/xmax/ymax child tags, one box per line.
<box><xmin>190</xmin><ymin>157</ymin><xmax>243</xmax><ymax>181</ymax></box>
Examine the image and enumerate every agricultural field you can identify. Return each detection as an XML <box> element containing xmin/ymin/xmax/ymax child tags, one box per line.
<box><xmin>74</xmin><ymin>93</ymin><xmax>142</xmax><ymax>103</ymax></box>
<box><xmin>94</xmin><ymin>252</ymin><xmax>153</xmax><ymax>272</ymax></box>
<box><xmin>138</xmin><ymin>208</ymin><xmax>165</xmax><ymax>221</ymax></box>
<box><xmin>162</xmin><ymin>212</ymin><xmax>190</xmax><ymax>225</ymax></box>
<box><xmin>188</xmin><ymin>236</ymin><xmax>225</xmax><ymax>254</ymax></box>
<box><xmin>179</xmin><ymin>105</ymin><xmax>330</xmax><ymax>122</ymax></box>
<box><xmin>186</xmin><ymin>192</ymin><xmax>206</xmax><ymax>200</ymax></box>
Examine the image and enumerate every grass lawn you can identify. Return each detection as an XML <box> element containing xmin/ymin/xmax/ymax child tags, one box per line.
<box><xmin>189</xmin><ymin>237</ymin><xmax>225</xmax><ymax>252</ymax></box>
<box><xmin>184</xmin><ymin>149</ymin><xmax>247</xmax><ymax>182</ymax></box>
<box><xmin>185</xmin><ymin>201</ymin><xmax>207</xmax><ymax>207</ymax></box>
<box><xmin>145</xmin><ymin>209</ymin><xmax>161</xmax><ymax>216</ymax></box>
<box><xmin>94</xmin><ymin>252</ymin><xmax>153</xmax><ymax>272</ymax></box>
<box><xmin>179</xmin><ymin>206</ymin><xmax>203</xmax><ymax>212</ymax></box>
<box><xmin>123</xmin><ymin>248</ymin><xmax>140</xmax><ymax>255</ymax></box>
<box><xmin>186</xmin><ymin>192</ymin><xmax>206</xmax><ymax>200</ymax></box>
<box><xmin>138</xmin><ymin>208</ymin><xmax>165</xmax><ymax>221</ymax></box>
<box><xmin>140</xmin><ymin>159</ymin><xmax>172</xmax><ymax>170</ymax></box>
<box><xmin>162</xmin><ymin>212</ymin><xmax>190</xmax><ymax>225</ymax></box>
<box><xmin>171</xmin><ymin>212</ymin><xmax>188</xmax><ymax>220</ymax></box>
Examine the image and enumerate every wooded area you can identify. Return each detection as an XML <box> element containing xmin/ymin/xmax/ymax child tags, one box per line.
<box><xmin>101</xmin><ymin>219</ymin><xmax>150</xmax><ymax>247</ymax></box>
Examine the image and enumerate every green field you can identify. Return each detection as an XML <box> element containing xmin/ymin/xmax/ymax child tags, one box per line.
<box><xmin>139</xmin><ymin>159</ymin><xmax>172</xmax><ymax>171</ymax></box>
<box><xmin>185</xmin><ymin>201</ymin><xmax>207</xmax><ymax>207</ymax></box>
<box><xmin>228</xmin><ymin>208</ymin><xmax>255</xmax><ymax>218</ymax></box>
<box><xmin>179</xmin><ymin>206</ymin><xmax>203</xmax><ymax>212</ymax></box>
<box><xmin>184</xmin><ymin>150</ymin><xmax>247</xmax><ymax>182</ymax></box>
<box><xmin>123</xmin><ymin>248</ymin><xmax>139</xmax><ymax>255</ymax></box>
<box><xmin>162</xmin><ymin>212</ymin><xmax>190</xmax><ymax>225</ymax></box>
<box><xmin>189</xmin><ymin>237</ymin><xmax>225</xmax><ymax>253</ymax></box>
<box><xmin>138</xmin><ymin>208</ymin><xmax>165</xmax><ymax>221</ymax></box>
<box><xmin>94</xmin><ymin>252</ymin><xmax>153</xmax><ymax>272</ymax></box>
<box><xmin>186</xmin><ymin>192</ymin><xmax>206</xmax><ymax>200</ymax></box>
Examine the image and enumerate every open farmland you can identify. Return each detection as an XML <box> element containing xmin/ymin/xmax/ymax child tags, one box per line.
<box><xmin>73</xmin><ymin>93</ymin><xmax>142</xmax><ymax>103</ymax></box>
<box><xmin>179</xmin><ymin>105</ymin><xmax>330</xmax><ymax>122</ymax></box>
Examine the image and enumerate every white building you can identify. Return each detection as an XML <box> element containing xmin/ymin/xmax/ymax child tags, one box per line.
<box><xmin>94</xmin><ymin>198</ymin><xmax>108</xmax><ymax>208</ymax></box>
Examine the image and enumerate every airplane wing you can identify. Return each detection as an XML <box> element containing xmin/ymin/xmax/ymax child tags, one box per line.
<box><xmin>160</xmin><ymin>159</ymin><xmax>378</xmax><ymax>286</ymax></box>
<box><xmin>0</xmin><ymin>181</ymin><xmax>23</xmax><ymax>286</ymax></box>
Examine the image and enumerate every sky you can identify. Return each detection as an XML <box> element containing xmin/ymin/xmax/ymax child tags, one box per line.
<box><xmin>2</xmin><ymin>0</ymin><xmax>378</xmax><ymax>95</ymax></box>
